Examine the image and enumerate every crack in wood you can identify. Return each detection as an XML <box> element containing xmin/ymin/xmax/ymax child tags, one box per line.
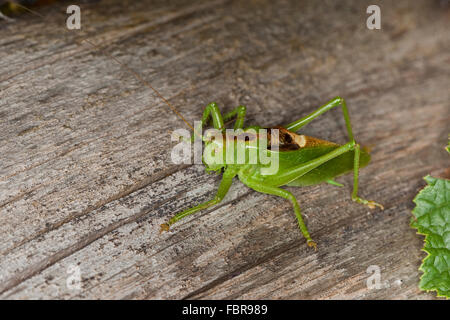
<box><xmin>2</xmin><ymin>164</ymin><xmax>190</xmax><ymax>256</ymax></box>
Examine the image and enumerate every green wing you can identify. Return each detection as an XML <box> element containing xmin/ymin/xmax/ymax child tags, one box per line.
<box><xmin>274</xmin><ymin>145</ymin><xmax>371</xmax><ymax>187</ymax></box>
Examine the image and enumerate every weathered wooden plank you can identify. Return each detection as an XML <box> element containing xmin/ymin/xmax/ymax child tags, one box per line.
<box><xmin>0</xmin><ymin>0</ymin><xmax>449</xmax><ymax>299</ymax></box>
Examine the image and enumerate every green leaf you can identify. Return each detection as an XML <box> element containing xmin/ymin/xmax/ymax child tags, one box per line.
<box><xmin>411</xmin><ymin>175</ymin><xmax>450</xmax><ymax>298</ymax></box>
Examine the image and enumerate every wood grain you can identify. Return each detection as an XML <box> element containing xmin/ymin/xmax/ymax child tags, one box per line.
<box><xmin>0</xmin><ymin>0</ymin><xmax>449</xmax><ymax>299</ymax></box>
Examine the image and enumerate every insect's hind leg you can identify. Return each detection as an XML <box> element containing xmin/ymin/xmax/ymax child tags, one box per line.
<box><xmin>284</xmin><ymin>97</ymin><xmax>383</xmax><ymax>210</ymax></box>
<box><xmin>239</xmin><ymin>176</ymin><xmax>316</xmax><ymax>250</ymax></box>
<box><xmin>351</xmin><ymin>144</ymin><xmax>384</xmax><ymax>210</ymax></box>
<box><xmin>257</xmin><ymin>141</ymin><xmax>383</xmax><ymax>211</ymax></box>
<box><xmin>284</xmin><ymin>97</ymin><xmax>354</xmax><ymax>141</ymax></box>
<box><xmin>160</xmin><ymin>168</ymin><xmax>236</xmax><ymax>232</ymax></box>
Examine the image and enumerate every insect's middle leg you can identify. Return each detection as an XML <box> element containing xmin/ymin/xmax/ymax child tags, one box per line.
<box><xmin>239</xmin><ymin>176</ymin><xmax>316</xmax><ymax>250</ymax></box>
<box><xmin>160</xmin><ymin>168</ymin><xmax>236</xmax><ymax>232</ymax></box>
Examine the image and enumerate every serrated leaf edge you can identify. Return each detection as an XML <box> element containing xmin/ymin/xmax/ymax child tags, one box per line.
<box><xmin>411</xmin><ymin>175</ymin><xmax>450</xmax><ymax>299</ymax></box>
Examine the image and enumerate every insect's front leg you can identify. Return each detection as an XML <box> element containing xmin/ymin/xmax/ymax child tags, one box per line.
<box><xmin>199</xmin><ymin>103</ymin><xmax>247</xmax><ymax>131</ymax></box>
<box><xmin>223</xmin><ymin>105</ymin><xmax>246</xmax><ymax>129</ymax></box>
<box><xmin>160</xmin><ymin>168</ymin><xmax>237</xmax><ymax>232</ymax></box>
<box><xmin>201</xmin><ymin>102</ymin><xmax>225</xmax><ymax>130</ymax></box>
<box><xmin>191</xmin><ymin>103</ymin><xmax>246</xmax><ymax>141</ymax></box>
<box><xmin>189</xmin><ymin>102</ymin><xmax>226</xmax><ymax>142</ymax></box>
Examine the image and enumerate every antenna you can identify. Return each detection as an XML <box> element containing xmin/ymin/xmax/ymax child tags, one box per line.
<box><xmin>10</xmin><ymin>2</ymin><xmax>194</xmax><ymax>131</ymax></box>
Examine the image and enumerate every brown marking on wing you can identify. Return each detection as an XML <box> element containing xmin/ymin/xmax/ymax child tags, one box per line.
<box><xmin>223</xmin><ymin>127</ymin><xmax>336</xmax><ymax>151</ymax></box>
<box><xmin>303</xmin><ymin>135</ymin><xmax>339</xmax><ymax>147</ymax></box>
<box><xmin>268</xmin><ymin>127</ymin><xmax>338</xmax><ymax>150</ymax></box>
<box><xmin>267</xmin><ymin>127</ymin><xmax>307</xmax><ymax>151</ymax></box>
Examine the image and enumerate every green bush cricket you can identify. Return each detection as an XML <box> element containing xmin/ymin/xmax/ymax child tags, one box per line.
<box><xmin>161</xmin><ymin>97</ymin><xmax>384</xmax><ymax>250</ymax></box>
<box><xmin>16</xmin><ymin>3</ymin><xmax>383</xmax><ymax>250</ymax></box>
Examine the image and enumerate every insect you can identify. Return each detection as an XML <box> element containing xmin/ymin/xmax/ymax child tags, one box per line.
<box><xmin>15</xmin><ymin>3</ymin><xmax>383</xmax><ymax>250</ymax></box>
<box><xmin>160</xmin><ymin>97</ymin><xmax>384</xmax><ymax>250</ymax></box>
